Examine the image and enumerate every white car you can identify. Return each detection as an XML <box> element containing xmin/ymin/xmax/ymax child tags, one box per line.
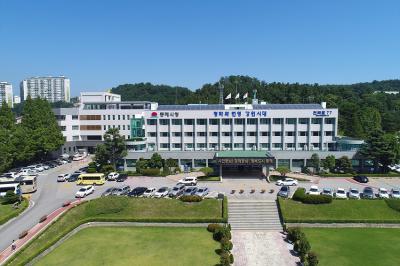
<box><xmin>378</xmin><ymin>188</ymin><xmax>389</xmax><ymax>199</ymax></box>
<box><xmin>75</xmin><ymin>185</ymin><xmax>94</xmax><ymax>198</ymax></box>
<box><xmin>107</xmin><ymin>172</ymin><xmax>119</xmax><ymax>181</ymax></box>
<box><xmin>143</xmin><ymin>187</ymin><xmax>156</xmax><ymax>197</ymax></box>
<box><xmin>276</xmin><ymin>178</ymin><xmax>298</xmax><ymax>186</ymax></box>
<box><xmin>348</xmin><ymin>188</ymin><xmax>360</xmax><ymax>199</ymax></box>
<box><xmin>204</xmin><ymin>191</ymin><xmax>225</xmax><ymax>199</ymax></box>
<box><xmin>335</xmin><ymin>188</ymin><xmax>347</xmax><ymax>199</ymax></box>
<box><xmin>29</xmin><ymin>165</ymin><xmax>44</xmax><ymax>172</ymax></box>
<box><xmin>308</xmin><ymin>185</ymin><xmax>319</xmax><ymax>195</ymax></box>
<box><xmin>153</xmin><ymin>187</ymin><xmax>170</xmax><ymax>198</ymax></box>
<box><xmin>178</xmin><ymin>177</ymin><xmax>198</xmax><ymax>186</ymax></box>
<box><xmin>20</xmin><ymin>168</ymin><xmax>37</xmax><ymax>175</ymax></box>
<box><xmin>57</xmin><ymin>173</ymin><xmax>70</xmax><ymax>182</ymax></box>
<box><xmin>391</xmin><ymin>188</ymin><xmax>400</xmax><ymax>199</ymax></box>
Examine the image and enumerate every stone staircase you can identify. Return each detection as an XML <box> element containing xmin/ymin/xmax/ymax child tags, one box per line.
<box><xmin>228</xmin><ymin>200</ymin><xmax>282</xmax><ymax>230</ymax></box>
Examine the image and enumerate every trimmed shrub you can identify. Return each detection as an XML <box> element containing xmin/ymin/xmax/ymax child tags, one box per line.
<box><xmin>287</xmin><ymin>227</ymin><xmax>305</xmax><ymax>243</ymax></box>
<box><xmin>141</xmin><ymin>168</ymin><xmax>160</xmax><ymax>176</ymax></box>
<box><xmin>220</xmin><ymin>251</ymin><xmax>231</xmax><ymax>266</ymax></box>
<box><xmin>229</xmin><ymin>253</ymin><xmax>234</xmax><ymax>264</ymax></box>
<box><xmin>19</xmin><ymin>230</ymin><xmax>28</xmax><ymax>239</ymax></box>
<box><xmin>199</xmin><ymin>167</ymin><xmax>214</xmax><ymax>176</ymax></box>
<box><xmin>213</xmin><ymin>230</ymin><xmax>224</xmax><ymax>242</ymax></box>
<box><xmin>207</xmin><ymin>223</ymin><xmax>222</xmax><ymax>232</ymax></box>
<box><xmin>297</xmin><ymin>237</ymin><xmax>311</xmax><ymax>258</ymax></box>
<box><xmin>2</xmin><ymin>190</ymin><xmax>20</xmax><ymax>205</ymax></box>
<box><xmin>180</xmin><ymin>195</ymin><xmax>202</xmax><ymax>202</ymax></box>
<box><xmin>220</xmin><ymin>237</ymin><xmax>233</xmax><ymax>251</ymax></box>
<box><xmin>292</xmin><ymin>188</ymin><xmax>306</xmax><ymax>202</ymax></box>
<box><xmin>292</xmin><ymin>188</ymin><xmax>332</xmax><ymax>204</ymax></box>
<box><xmin>307</xmin><ymin>251</ymin><xmax>319</xmax><ymax>266</ymax></box>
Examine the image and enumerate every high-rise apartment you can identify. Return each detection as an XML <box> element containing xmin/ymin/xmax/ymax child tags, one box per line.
<box><xmin>20</xmin><ymin>76</ymin><xmax>70</xmax><ymax>103</ymax></box>
<box><xmin>0</xmin><ymin>82</ymin><xmax>13</xmax><ymax>107</ymax></box>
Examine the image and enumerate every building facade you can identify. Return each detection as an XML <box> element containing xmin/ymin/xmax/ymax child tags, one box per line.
<box><xmin>54</xmin><ymin>92</ymin><xmax>364</xmax><ymax>173</ymax></box>
<box><xmin>0</xmin><ymin>82</ymin><xmax>13</xmax><ymax>107</ymax></box>
<box><xmin>20</xmin><ymin>76</ymin><xmax>70</xmax><ymax>103</ymax></box>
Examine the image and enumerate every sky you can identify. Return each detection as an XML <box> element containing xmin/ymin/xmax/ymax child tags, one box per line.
<box><xmin>1</xmin><ymin>0</ymin><xmax>400</xmax><ymax>97</ymax></box>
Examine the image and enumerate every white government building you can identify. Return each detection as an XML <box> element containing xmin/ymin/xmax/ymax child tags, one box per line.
<box><xmin>54</xmin><ymin>92</ymin><xmax>365</xmax><ymax>176</ymax></box>
<box><xmin>20</xmin><ymin>76</ymin><xmax>70</xmax><ymax>103</ymax></box>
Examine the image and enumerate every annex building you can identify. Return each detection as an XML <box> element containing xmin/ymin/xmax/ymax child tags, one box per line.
<box><xmin>54</xmin><ymin>92</ymin><xmax>364</xmax><ymax>176</ymax></box>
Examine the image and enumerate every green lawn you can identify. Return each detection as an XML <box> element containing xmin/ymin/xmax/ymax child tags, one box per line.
<box><xmin>36</xmin><ymin>227</ymin><xmax>219</xmax><ymax>266</ymax></box>
<box><xmin>7</xmin><ymin>197</ymin><xmax>224</xmax><ymax>265</ymax></box>
<box><xmin>303</xmin><ymin>228</ymin><xmax>400</xmax><ymax>266</ymax></box>
<box><xmin>0</xmin><ymin>199</ymin><xmax>28</xmax><ymax>225</ymax></box>
<box><xmin>279</xmin><ymin>198</ymin><xmax>400</xmax><ymax>223</ymax></box>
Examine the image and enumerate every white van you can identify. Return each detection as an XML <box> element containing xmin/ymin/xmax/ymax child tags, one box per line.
<box><xmin>178</xmin><ymin>176</ymin><xmax>198</xmax><ymax>186</ymax></box>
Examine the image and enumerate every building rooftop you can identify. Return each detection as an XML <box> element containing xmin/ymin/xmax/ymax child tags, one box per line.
<box><xmin>157</xmin><ymin>103</ymin><xmax>324</xmax><ymax>111</ymax></box>
<box><xmin>215</xmin><ymin>150</ymin><xmax>273</xmax><ymax>158</ymax></box>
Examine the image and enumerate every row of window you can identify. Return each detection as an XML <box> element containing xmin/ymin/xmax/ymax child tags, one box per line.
<box><xmin>150</xmin><ymin>117</ymin><xmax>335</xmax><ymax>126</ymax></box>
<box><xmin>148</xmin><ymin>131</ymin><xmax>334</xmax><ymax>137</ymax></box>
<box><xmin>103</xmin><ymin>114</ymin><xmax>132</xmax><ymax>121</ymax></box>
<box><xmin>158</xmin><ymin>142</ymin><xmax>323</xmax><ymax>149</ymax></box>
<box><xmin>103</xmin><ymin>125</ymin><xmax>131</xmax><ymax>131</ymax></box>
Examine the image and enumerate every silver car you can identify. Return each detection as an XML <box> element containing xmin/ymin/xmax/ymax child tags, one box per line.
<box><xmin>194</xmin><ymin>187</ymin><xmax>209</xmax><ymax>197</ymax></box>
<box><xmin>169</xmin><ymin>184</ymin><xmax>185</xmax><ymax>197</ymax></box>
<box><xmin>183</xmin><ymin>186</ymin><xmax>198</xmax><ymax>196</ymax></box>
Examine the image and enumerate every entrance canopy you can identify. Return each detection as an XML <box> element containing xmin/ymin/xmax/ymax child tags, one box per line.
<box><xmin>215</xmin><ymin>151</ymin><xmax>275</xmax><ymax>166</ymax></box>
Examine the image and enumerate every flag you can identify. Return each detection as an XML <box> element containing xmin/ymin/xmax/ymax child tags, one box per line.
<box><xmin>235</xmin><ymin>93</ymin><xmax>240</xmax><ymax>99</ymax></box>
<box><xmin>225</xmin><ymin>93</ymin><xmax>231</xmax><ymax>100</ymax></box>
<box><xmin>243</xmin><ymin>92</ymin><xmax>248</xmax><ymax>99</ymax></box>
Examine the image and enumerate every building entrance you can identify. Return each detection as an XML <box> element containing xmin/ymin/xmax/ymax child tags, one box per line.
<box><xmin>215</xmin><ymin>151</ymin><xmax>275</xmax><ymax>180</ymax></box>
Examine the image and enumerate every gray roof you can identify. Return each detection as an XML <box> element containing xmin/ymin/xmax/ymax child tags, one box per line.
<box><xmin>157</xmin><ymin>103</ymin><xmax>324</xmax><ymax>111</ymax></box>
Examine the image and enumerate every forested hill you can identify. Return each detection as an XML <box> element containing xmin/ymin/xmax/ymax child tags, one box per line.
<box><xmin>111</xmin><ymin>83</ymin><xmax>193</xmax><ymax>105</ymax></box>
<box><xmin>111</xmin><ymin>77</ymin><xmax>400</xmax><ymax>138</ymax></box>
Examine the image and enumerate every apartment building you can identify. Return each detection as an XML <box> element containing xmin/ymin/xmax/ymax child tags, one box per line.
<box><xmin>0</xmin><ymin>82</ymin><xmax>13</xmax><ymax>107</ymax></box>
<box><xmin>20</xmin><ymin>76</ymin><xmax>70</xmax><ymax>102</ymax></box>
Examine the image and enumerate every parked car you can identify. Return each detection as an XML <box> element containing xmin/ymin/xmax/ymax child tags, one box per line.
<box><xmin>57</xmin><ymin>173</ymin><xmax>70</xmax><ymax>182</ymax></box>
<box><xmin>128</xmin><ymin>187</ymin><xmax>148</xmax><ymax>197</ymax></box>
<box><xmin>143</xmin><ymin>187</ymin><xmax>156</xmax><ymax>197</ymax></box>
<box><xmin>169</xmin><ymin>184</ymin><xmax>185</xmax><ymax>197</ymax></box>
<box><xmin>28</xmin><ymin>165</ymin><xmax>44</xmax><ymax>172</ymax></box>
<box><xmin>67</xmin><ymin>173</ymin><xmax>80</xmax><ymax>182</ymax></box>
<box><xmin>178</xmin><ymin>176</ymin><xmax>198</xmax><ymax>186</ymax></box>
<box><xmin>277</xmin><ymin>186</ymin><xmax>290</xmax><ymax>198</ymax></box>
<box><xmin>20</xmin><ymin>168</ymin><xmax>37</xmax><ymax>175</ymax></box>
<box><xmin>204</xmin><ymin>191</ymin><xmax>225</xmax><ymax>199</ymax></box>
<box><xmin>107</xmin><ymin>172</ymin><xmax>119</xmax><ymax>181</ymax></box>
<box><xmin>116</xmin><ymin>173</ymin><xmax>128</xmax><ymax>182</ymax></box>
<box><xmin>195</xmin><ymin>187</ymin><xmax>209</xmax><ymax>197</ymax></box>
<box><xmin>378</xmin><ymin>188</ymin><xmax>390</xmax><ymax>199</ymax></box>
<box><xmin>79</xmin><ymin>166</ymin><xmax>88</xmax><ymax>172</ymax></box>
<box><xmin>335</xmin><ymin>188</ymin><xmax>347</xmax><ymax>199</ymax></box>
<box><xmin>112</xmin><ymin>185</ymin><xmax>131</xmax><ymax>196</ymax></box>
<box><xmin>308</xmin><ymin>185</ymin><xmax>319</xmax><ymax>195</ymax></box>
<box><xmin>154</xmin><ymin>187</ymin><xmax>170</xmax><ymax>198</ymax></box>
<box><xmin>75</xmin><ymin>185</ymin><xmax>94</xmax><ymax>198</ymax></box>
<box><xmin>101</xmin><ymin>187</ymin><xmax>118</xmax><ymax>197</ymax></box>
<box><xmin>348</xmin><ymin>188</ymin><xmax>360</xmax><ymax>199</ymax></box>
<box><xmin>321</xmin><ymin>188</ymin><xmax>333</xmax><ymax>197</ymax></box>
<box><xmin>183</xmin><ymin>186</ymin><xmax>198</xmax><ymax>196</ymax></box>
<box><xmin>353</xmin><ymin>175</ymin><xmax>369</xmax><ymax>183</ymax></box>
<box><xmin>362</xmin><ymin>187</ymin><xmax>375</xmax><ymax>199</ymax></box>
<box><xmin>391</xmin><ymin>188</ymin><xmax>400</xmax><ymax>199</ymax></box>
<box><xmin>38</xmin><ymin>163</ymin><xmax>50</xmax><ymax>170</ymax></box>
<box><xmin>276</xmin><ymin>178</ymin><xmax>298</xmax><ymax>186</ymax></box>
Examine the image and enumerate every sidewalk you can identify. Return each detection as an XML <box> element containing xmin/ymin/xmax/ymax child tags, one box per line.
<box><xmin>0</xmin><ymin>200</ymin><xmax>81</xmax><ymax>265</ymax></box>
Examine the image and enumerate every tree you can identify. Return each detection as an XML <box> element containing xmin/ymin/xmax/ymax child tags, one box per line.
<box><xmin>165</xmin><ymin>158</ymin><xmax>178</xmax><ymax>170</ymax></box>
<box><xmin>322</xmin><ymin>155</ymin><xmax>335</xmax><ymax>172</ymax></box>
<box><xmin>276</xmin><ymin>166</ymin><xmax>290</xmax><ymax>177</ymax></box>
<box><xmin>135</xmin><ymin>158</ymin><xmax>148</xmax><ymax>174</ymax></box>
<box><xmin>200</xmin><ymin>167</ymin><xmax>213</xmax><ymax>177</ymax></box>
<box><xmin>337</xmin><ymin>156</ymin><xmax>353</xmax><ymax>173</ymax></box>
<box><xmin>2</xmin><ymin>190</ymin><xmax>20</xmax><ymax>204</ymax></box>
<box><xmin>0</xmin><ymin>103</ymin><xmax>16</xmax><ymax>172</ymax></box>
<box><xmin>360</xmin><ymin>129</ymin><xmax>399</xmax><ymax>172</ymax></box>
<box><xmin>310</xmin><ymin>153</ymin><xmax>320</xmax><ymax>173</ymax></box>
<box><xmin>148</xmin><ymin>153</ymin><xmax>163</xmax><ymax>169</ymax></box>
<box><xmin>307</xmin><ymin>251</ymin><xmax>319</xmax><ymax>266</ymax></box>
<box><xmin>95</xmin><ymin>128</ymin><xmax>127</xmax><ymax>169</ymax></box>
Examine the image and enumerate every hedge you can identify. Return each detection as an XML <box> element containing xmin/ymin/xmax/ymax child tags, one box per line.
<box><xmin>222</xmin><ymin>196</ymin><xmax>228</xmax><ymax>223</ymax></box>
<box><xmin>284</xmin><ymin>218</ymin><xmax>400</xmax><ymax>223</ymax></box>
<box><xmin>292</xmin><ymin>188</ymin><xmax>332</xmax><ymax>204</ymax></box>
<box><xmin>141</xmin><ymin>168</ymin><xmax>160</xmax><ymax>176</ymax></box>
<box><xmin>180</xmin><ymin>195</ymin><xmax>203</xmax><ymax>202</ymax></box>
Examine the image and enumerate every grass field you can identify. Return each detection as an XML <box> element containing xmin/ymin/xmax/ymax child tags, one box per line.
<box><xmin>37</xmin><ymin>227</ymin><xmax>219</xmax><ymax>266</ymax></box>
<box><xmin>7</xmin><ymin>197</ymin><xmax>224</xmax><ymax>265</ymax></box>
<box><xmin>0</xmin><ymin>199</ymin><xmax>28</xmax><ymax>225</ymax></box>
<box><xmin>279</xmin><ymin>198</ymin><xmax>400</xmax><ymax>223</ymax></box>
<box><xmin>303</xmin><ymin>228</ymin><xmax>400</xmax><ymax>266</ymax></box>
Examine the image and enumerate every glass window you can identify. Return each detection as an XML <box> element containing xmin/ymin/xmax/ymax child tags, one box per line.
<box><xmin>234</xmin><ymin>131</ymin><xmax>243</xmax><ymax>136</ymax></box>
<box><xmin>197</xmin><ymin>132</ymin><xmax>206</xmax><ymax>137</ymax></box>
<box><xmin>311</xmin><ymin>118</ymin><xmax>322</xmax><ymax>124</ymax></box>
<box><xmin>285</xmin><ymin>131</ymin><xmax>295</xmax><ymax>136</ymax></box>
<box><xmin>325</xmin><ymin>118</ymin><xmax>335</xmax><ymax>124</ymax></box>
<box><xmin>234</xmin><ymin>118</ymin><xmax>244</xmax><ymax>125</ymax></box>
<box><xmin>209</xmin><ymin>119</ymin><xmax>219</xmax><ymax>125</ymax></box>
<box><xmin>247</xmin><ymin>132</ymin><xmax>256</xmax><ymax>136</ymax></box>
<box><xmin>273</xmin><ymin>118</ymin><xmax>282</xmax><ymax>124</ymax></box>
<box><xmin>159</xmin><ymin>119</ymin><xmax>169</xmax><ymax>125</ymax></box>
<box><xmin>172</xmin><ymin>119</ymin><xmax>182</xmax><ymax>125</ymax></box>
<box><xmin>172</xmin><ymin>143</ymin><xmax>182</xmax><ymax>149</ymax></box>
<box><xmin>260</xmin><ymin>118</ymin><xmax>270</xmax><ymax>125</ymax></box>
<box><xmin>172</xmin><ymin>132</ymin><xmax>181</xmax><ymax>137</ymax></box>
<box><xmin>209</xmin><ymin>132</ymin><xmax>218</xmax><ymax>137</ymax></box>
<box><xmin>298</xmin><ymin>118</ymin><xmax>308</xmax><ymax>124</ymax></box>
<box><xmin>273</xmin><ymin>131</ymin><xmax>282</xmax><ymax>136</ymax></box>
<box><xmin>72</xmin><ymin>125</ymin><xmax>79</xmax><ymax>130</ymax></box>
<box><xmin>147</xmin><ymin>119</ymin><xmax>156</xmax><ymax>125</ymax></box>
<box><xmin>222</xmin><ymin>119</ymin><xmax>231</xmax><ymax>125</ymax></box>
<box><xmin>148</xmin><ymin>132</ymin><xmax>156</xmax><ymax>137</ymax></box>
<box><xmin>260</xmin><ymin>131</ymin><xmax>269</xmax><ymax>136</ymax></box>
<box><xmin>324</xmin><ymin>131</ymin><xmax>333</xmax><ymax>136</ymax></box>
<box><xmin>160</xmin><ymin>132</ymin><xmax>169</xmax><ymax>137</ymax></box>
<box><xmin>196</xmin><ymin>119</ymin><xmax>206</xmax><ymax>125</ymax></box>
<box><xmin>285</xmin><ymin>118</ymin><xmax>296</xmax><ymax>124</ymax></box>
<box><xmin>234</xmin><ymin>143</ymin><xmax>243</xmax><ymax>149</ymax></box>
<box><xmin>273</xmin><ymin>143</ymin><xmax>282</xmax><ymax>149</ymax></box>
<box><xmin>223</xmin><ymin>143</ymin><xmax>232</xmax><ymax>149</ymax></box>
<box><xmin>312</xmin><ymin>131</ymin><xmax>320</xmax><ymax>136</ymax></box>
<box><xmin>247</xmin><ymin>143</ymin><xmax>256</xmax><ymax>148</ymax></box>
<box><xmin>247</xmin><ymin>118</ymin><xmax>257</xmax><ymax>125</ymax></box>
<box><xmin>72</xmin><ymin>115</ymin><xmax>79</xmax><ymax>120</ymax></box>
<box><xmin>222</xmin><ymin>132</ymin><xmax>231</xmax><ymax>137</ymax></box>
<box><xmin>184</xmin><ymin>119</ymin><xmax>194</xmax><ymax>125</ymax></box>
<box><xmin>197</xmin><ymin>143</ymin><xmax>206</xmax><ymax>149</ymax></box>
<box><xmin>118</xmin><ymin>115</ymin><xmax>121</xmax><ymax>120</ymax></box>
<box><xmin>160</xmin><ymin>143</ymin><xmax>169</xmax><ymax>149</ymax></box>
<box><xmin>260</xmin><ymin>143</ymin><xmax>269</xmax><ymax>149</ymax></box>
<box><xmin>184</xmin><ymin>132</ymin><xmax>193</xmax><ymax>137</ymax></box>
<box><xmin>299</xmin><ymin>131</ymin><xmax>308</xmax><ymax>136</ymax></box>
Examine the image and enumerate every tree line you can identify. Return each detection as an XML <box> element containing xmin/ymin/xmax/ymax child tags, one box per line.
<box><xmin>0</xmin><ymin>98</ymin><xmax>65</xmax><ymax>173</ymax></box>
<box><xmin>112</xmin><ymin>76</ymin><xmax>400</xmax><ymax>138</ymax></box>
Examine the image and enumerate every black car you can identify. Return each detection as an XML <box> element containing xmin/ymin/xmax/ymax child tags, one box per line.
<box><xmin>128</xmin><ymin>187</ymin><xmax>147</xmax><ymax>197</ymax></box>
<box><xmin>79</xmin><ymin>167</ymin><xmax>88</xmax><ymax>172</ymax></box>
<box><xmin>353</xmin><ymin>175</ymin><xmax>369</xmax><ymax>183</ymax></box>
<box><xmin>362</xmin><ymin>187</ymin><xmax>375</xmax><ymax>199</ymax></box>
<box><xmin>116</xmin><ymin>174</ymin><xmax>128</xmax><ymax>182</ymax></box>
<box><xmin>101</xmin><ymin>187</ymin><xmax>118</xmax><ymax>197</ymax></box>
<box><xmin>67</xmin><ymin>173</ymin><xmax>80</xmax><ymax>182</ymax></box>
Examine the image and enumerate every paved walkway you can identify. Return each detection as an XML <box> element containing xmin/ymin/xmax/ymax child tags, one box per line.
<box><xmin>287</xmin><ymin>223</ymin><xmax>400</xmax><ymax>228</ymax></box>
<box><xmin>0</xmin><ymin>200</ymin><xmax>81</xmax><ymax>265</ymax></box>
<box><xmin>232</xmin><ymin>230</ymin><xmax>299</xmax><ymax>266</ymax></box>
